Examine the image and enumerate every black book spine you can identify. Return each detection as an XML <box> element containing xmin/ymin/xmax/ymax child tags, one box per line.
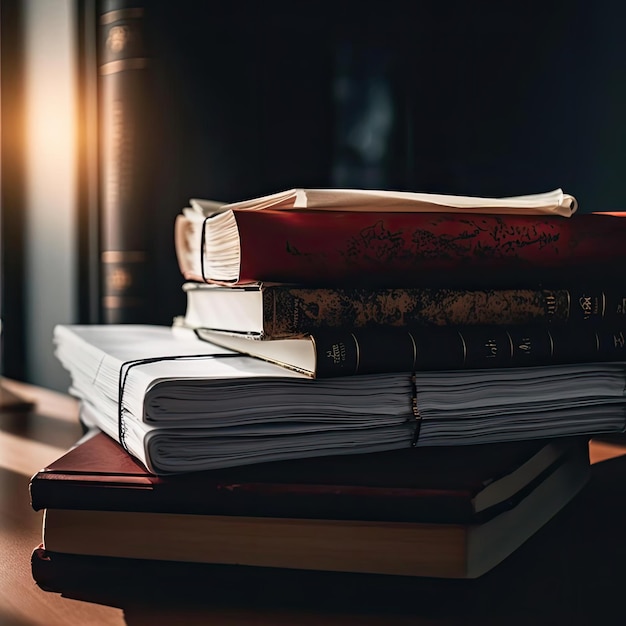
<box><xmin>313</xmin><ymin>325</ymin><xmax>626</xmax><ymax>377</ymax></box>
<box><xmin>97</xmin><ymin>1</ymin><xmax>152</xmax><ymax>323</ymax></box>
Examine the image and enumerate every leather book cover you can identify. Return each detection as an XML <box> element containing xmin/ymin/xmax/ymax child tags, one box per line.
<box><xmin>98</xmin><ymin>0</ymin><xmax>154</xmax><ymax>323</ymax></box>
<box><xmin>262</xmin><ymin>285</ymin><xmax>626</xmax><ymax>338</ymax></box>
<box><xmin>195</xmin><ymin>323</ymin><xmax>626</xmax><ymax>378</ymax></box>
<box><xmin>30</xmin><ymin>430</ymin><xmax>585</xmax><ymax>524</ymax></box>
<box><xmin>178</xmin><ymin>209</ymin><xmax>626</xmax><ymax>287</ymax></box>
<box><xmin>234</xmin><ymin>210</ymin><xmax>626</xmax><ymax>286</ymax></box>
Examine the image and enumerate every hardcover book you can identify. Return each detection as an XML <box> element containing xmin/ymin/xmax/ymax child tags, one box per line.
<box><xmin>98</xmin><ymin>0</ymin><xmax>154</xmax><ymax>323</ymax></box>
<box><xmin>32</xmin><ymin>433</ymin><xmax>590</xmax><ymax>579</ymax></box>
<box><xmin>30</xmin><ymin>430</ymin><xmax>579</xmax><ymax>524</ymax></box>
<box><xmin>30</xmin><ymin>545</ymin><xmax>477</xmax><ymax>599</ymax></box>
<box><xmin>181</xmin><ymin>281</ymin><xmax>626</xmax><ymax>340</ymax></box>
<box><xmin>174</xmin><ymin>202</ymin><xmax>626</xmax><ymax>287</ymax></box>
<box><xmin>52</xmin><ymin>324</ymin><xmax>626</xmax><ymax>474</ymax></box>
<box><xmin>189</xmin><ymin>321</ymin><xmax>626</xmax><ymax>378</ymax></box>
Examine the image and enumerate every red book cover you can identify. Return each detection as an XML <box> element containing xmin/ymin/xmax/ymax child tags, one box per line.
<box><xmin>233</xmin><ymin>210</ymin><xmax>626</xmax><ymax>286</ymax></box>
<box><xmin>29</xmin><ymin>430</ymin><xmax>586</xmax><ymax>524</ymax></box>
<box><xmin>177</xmin><ymin>210</ymin><xmax>626</xmax><ymax>287</ymax></box>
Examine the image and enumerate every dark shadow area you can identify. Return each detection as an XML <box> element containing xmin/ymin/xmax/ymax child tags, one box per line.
<box><xmin>0</xmin><ymin>0</ymin><xmax>28</xmax><ymax>380</ymax></box>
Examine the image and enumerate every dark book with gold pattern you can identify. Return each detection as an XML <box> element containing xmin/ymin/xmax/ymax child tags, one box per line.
<box><xmin>182</xmin><ymin>282</ymin><xmax>626</xmax><ymax>340</ymax></box>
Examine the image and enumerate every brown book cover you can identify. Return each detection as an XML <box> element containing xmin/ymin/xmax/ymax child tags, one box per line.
<box><xmin>30</xmin><ymin>430</ymin><xmax>585</xmax><ymax>525</ymax></box>
<box><xmin>183</xmin><ymin>282</ymin><xmax>626</xmax><ymax>340</ymax></box>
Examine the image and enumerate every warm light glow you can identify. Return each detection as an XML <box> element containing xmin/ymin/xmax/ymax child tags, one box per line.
<box><xmin>23</xmin><ymin>18</ymin><xmax>77</xmax><ymax>231</ymax></box>
<box><xmin>589</xmin><ymin>440</ymin><xmax>626</xmax><ymax>465</ymax></box>
<box><xmin>21</xmin><ymin>0</ymin><xmax>79</xmax><ymax>389</ymax></box>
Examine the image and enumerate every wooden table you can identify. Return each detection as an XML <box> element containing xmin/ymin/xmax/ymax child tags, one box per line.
<box><xmin>2</xmin><ymin>377</ymin><xmax>626</xmax><ymax>626</ymax></box>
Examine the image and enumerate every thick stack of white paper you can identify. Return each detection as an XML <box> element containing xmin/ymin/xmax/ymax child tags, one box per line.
<box><xmin>53</xmin><ymin>324</ymin><xmax>626</xmax><ymax>474</ymax></box>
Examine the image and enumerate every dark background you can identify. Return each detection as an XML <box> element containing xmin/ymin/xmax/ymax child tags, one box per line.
<box><xmin>143</xmin><ymin>0</ymin><xmax>626</xmax><ymax>204</ymax></box>
<box><xmin>139</xmin><ymin>0</ymin><xmax>626</xmax><ymax>325</ymax></box>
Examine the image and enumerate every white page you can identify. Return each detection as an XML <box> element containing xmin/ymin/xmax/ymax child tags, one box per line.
<box><xmin>191</xmin><ymin>187</ymin><xmax>578</xmax><ymax>217</ymax></box>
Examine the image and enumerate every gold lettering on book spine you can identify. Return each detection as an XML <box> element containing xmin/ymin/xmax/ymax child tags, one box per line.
<box><xmin>107</xmin><ymin>266</ymin><xmax>132</xmax><ymax>291</ymax></box>
<box><xmin>544</xmin><ymin>291</ymin><xmax>558</xmax><ymax>320</ymax></box>
<box><xmin>579</xmin><ymin>294</ymin><xmax>594</xmax><ymax>320</ymax></box>
<box><xmin>325</xmin><ymin>340</ymin><xmax>351</xmax><ymax>371</ymax></box>
<box><xmin>516</xmin><ymin>335</ymin><xmax>532</xmax><ymax>353</ymax></box>
<box><xmin>575</xmin><ymin>291</ymin><xmax>609</xmax><ymax>321</ymax></box>
<box><xmin>484</xmin><ymin>336</ymin><xmax>499</xmax><ymax>359</ymax></box>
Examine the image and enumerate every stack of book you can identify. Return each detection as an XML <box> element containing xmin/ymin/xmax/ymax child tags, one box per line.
<box><xmin>31</xmin><ymin>187</ymin><xmax>626</xmax><ymax>591</ymax></box>
<box><xmin>174</xmin><ymin>188</ymin><xmax>626</xmax><ymax>377</ymax></box>
<box><xmin>31</xmin><ymin>430</ymin><xmax>589</xmax><ymax>583</ymax></box>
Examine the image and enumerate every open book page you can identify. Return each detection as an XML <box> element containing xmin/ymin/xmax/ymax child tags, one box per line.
<box><xmin>190</xmin><ymin>188</ymin><xmax>578</xmax><ymax>217</ymax></box>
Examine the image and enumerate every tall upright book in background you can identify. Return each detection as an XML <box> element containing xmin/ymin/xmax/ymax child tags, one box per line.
<box><xmin>98</xmin><ymin>0</ymin><xmax>153</xmax><ymax>323</ymax></box>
